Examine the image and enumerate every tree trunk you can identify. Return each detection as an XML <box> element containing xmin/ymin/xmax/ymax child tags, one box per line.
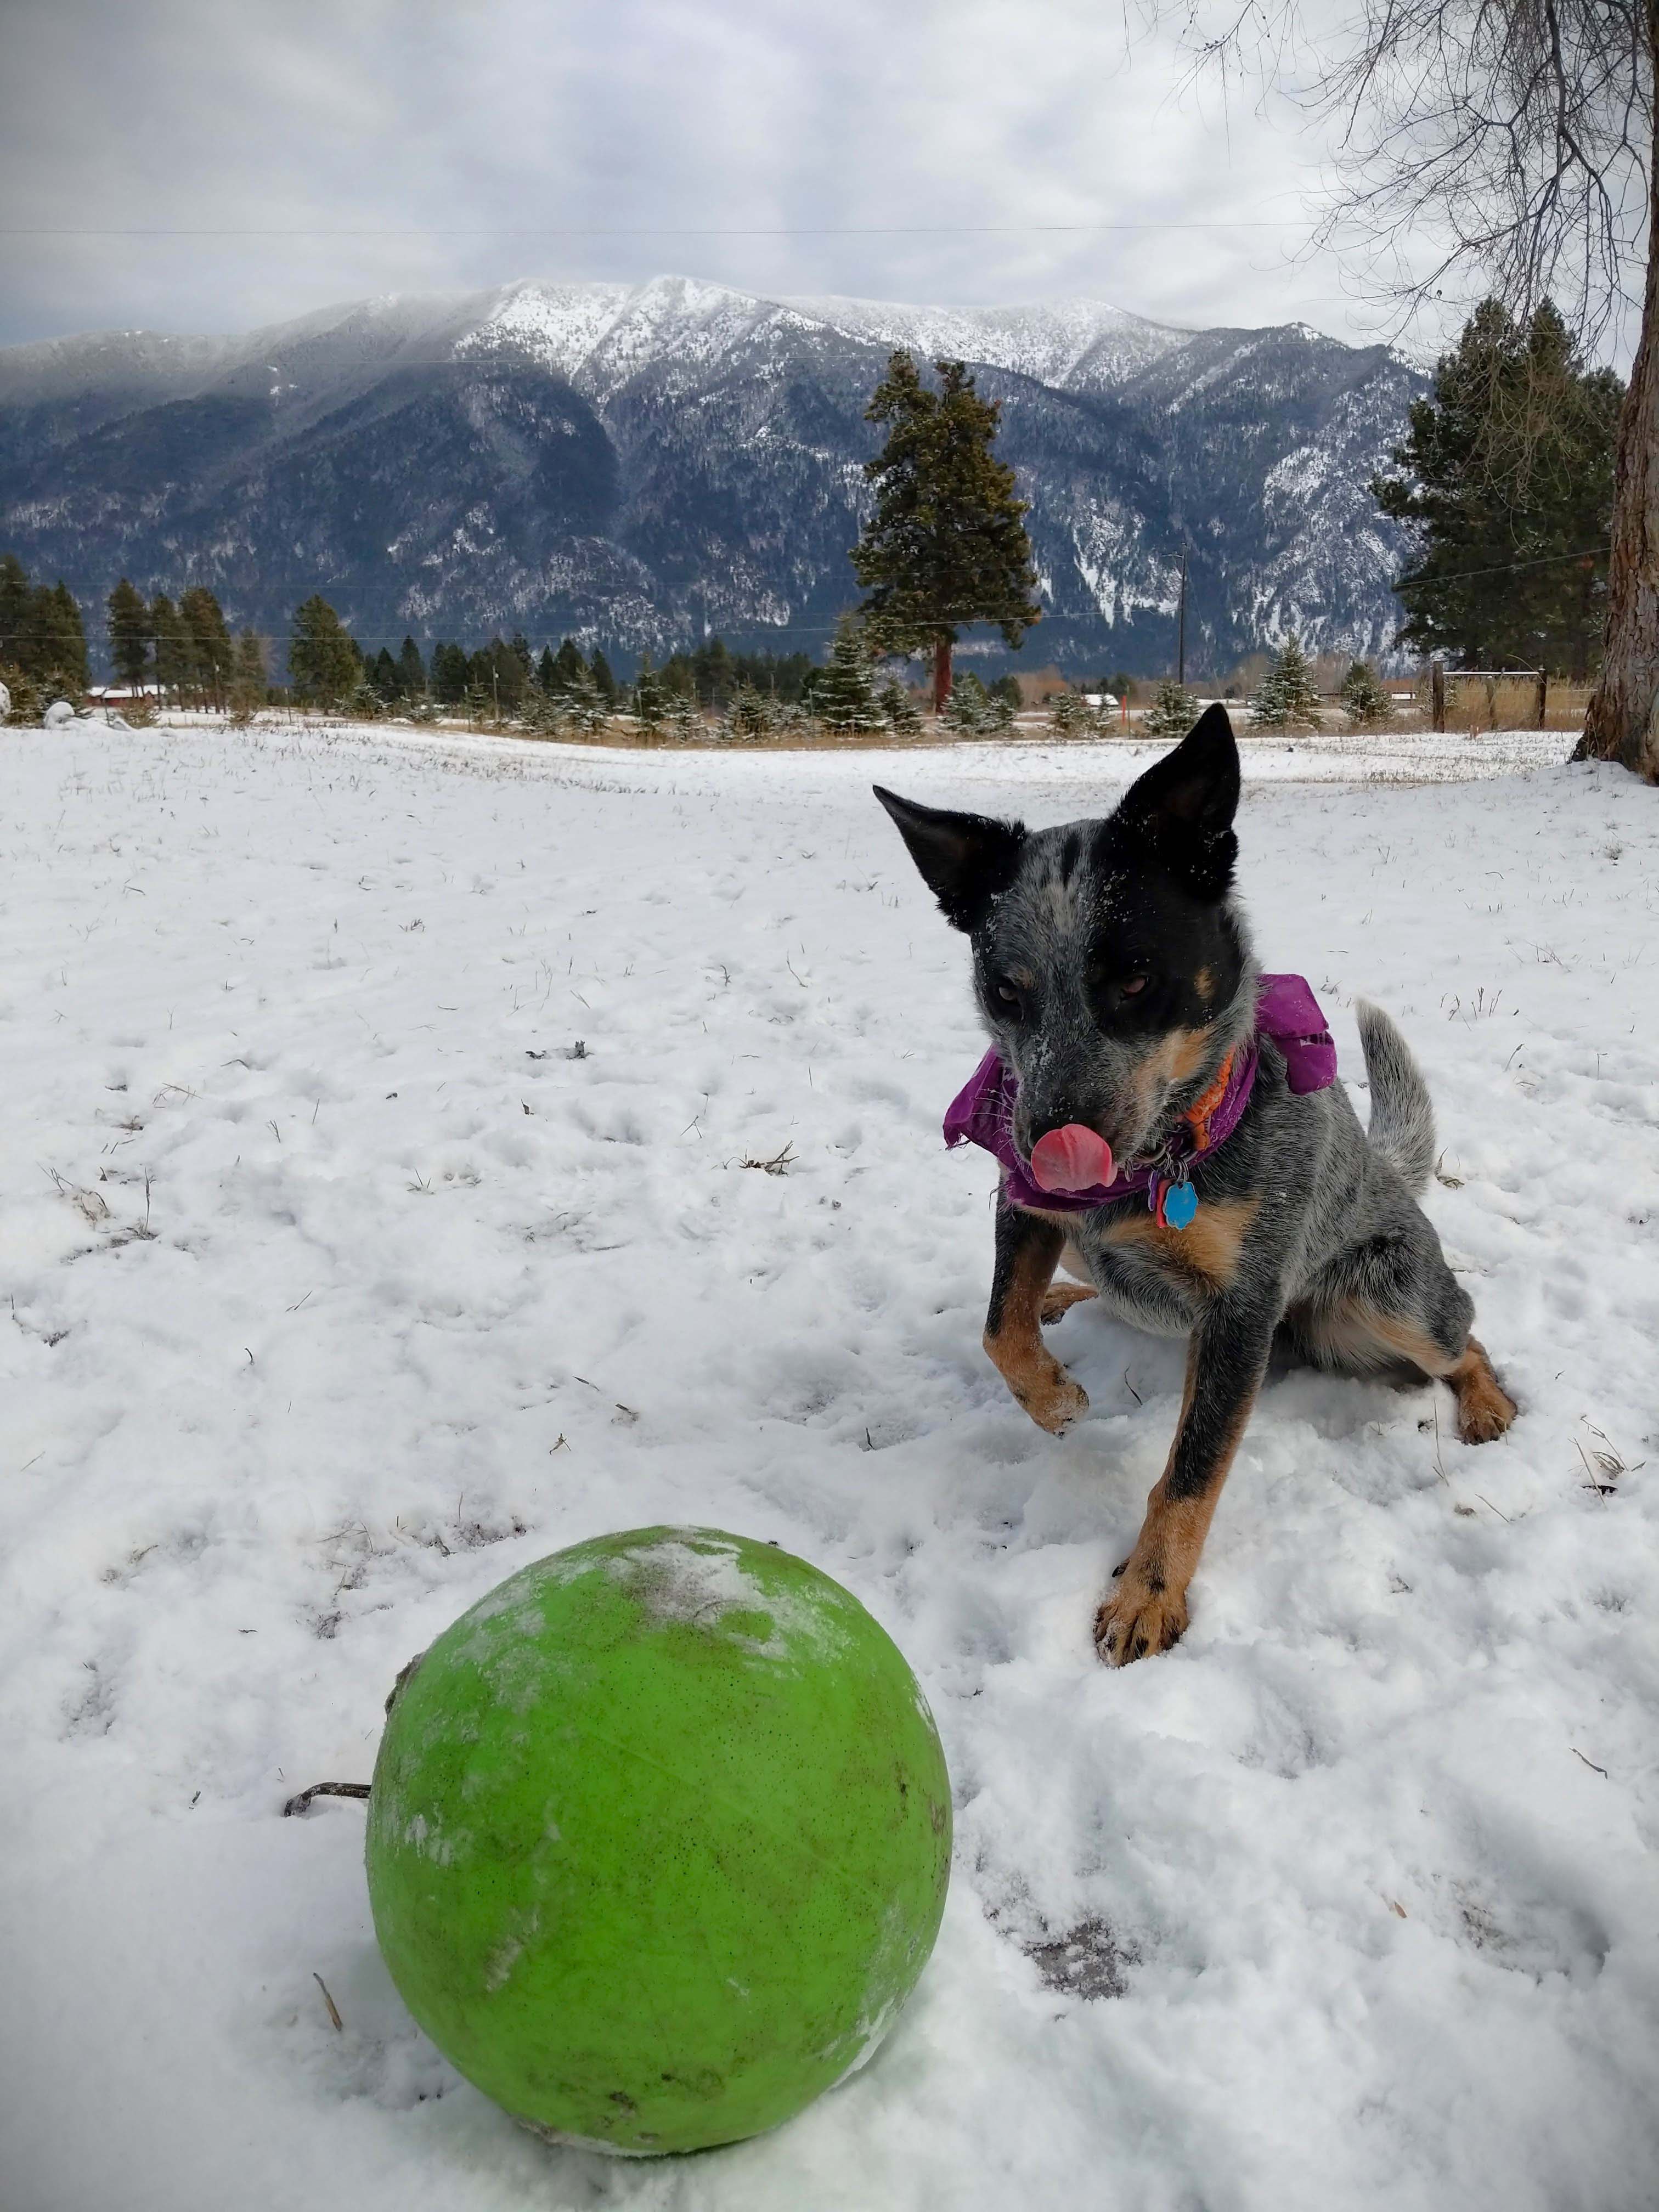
<box><xmin>932</xmin><ymin>636</ymin><xmax>952</xmax><ymax>717</ymax></box>
<box><xmin>1577</xmin><ymin>30</ymin><xmax>1659</xmax><ymax>781</ymax></box>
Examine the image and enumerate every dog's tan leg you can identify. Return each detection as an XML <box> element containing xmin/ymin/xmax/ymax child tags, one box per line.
<box><xmin>1094</xmin><ymin>1304</ymin><xmax>1273</xmax><ymax>1666</ymax></box>
<box><xmin>1041</xmin><ymin>1280</ymin><xmax>1099</xmax><ymax>1325</ymax></box>
<box><xmin>1444</xmin><ymin>1336</ymin><xmax>1517</xmax><ymax>1443</ymax></box>
<box><xmin>985</xmin><ymin>1204</ymin><xmax>1089</xmax><ymax>1435</ymax></box>
<box><xmin>1309</xmin><ymin>1301</ymin><xmax>1517</xmax><ymax>1446</ymax></box>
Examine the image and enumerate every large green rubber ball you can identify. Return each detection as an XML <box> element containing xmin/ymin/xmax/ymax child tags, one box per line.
<box><xmin>365</xmin><ymin>1526</ymin><xmax>952</xmax><ymax>2155</ymax></box>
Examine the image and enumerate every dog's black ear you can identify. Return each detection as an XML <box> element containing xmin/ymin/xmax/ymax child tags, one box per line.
<box><xmin>873</xmin><ymin>786</ymin><xmax>1026</xmax><ymax>932</ymax></box>
<box><xmin>1113</xmin><ymin>703</ymin><xmax>1240</xmax><ymax>898</ymax></box>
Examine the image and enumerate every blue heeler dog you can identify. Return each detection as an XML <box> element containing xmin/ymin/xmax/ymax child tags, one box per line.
<box><xmin>875</xmin><ymin>705</ymin><xmax>1516</xmax><ymax>1666</ymax></box>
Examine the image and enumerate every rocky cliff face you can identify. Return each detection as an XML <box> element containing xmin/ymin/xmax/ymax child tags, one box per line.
<box><xmin>0</xmin><ymin>276</ymin><xmax>1419</xmax><ymax>673</ymax></box>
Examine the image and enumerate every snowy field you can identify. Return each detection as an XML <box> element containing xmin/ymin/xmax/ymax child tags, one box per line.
<box><xmin>2</xmin><ymin>719</ymin><xmax>1656</xmax><ymax>2212</ymax></box>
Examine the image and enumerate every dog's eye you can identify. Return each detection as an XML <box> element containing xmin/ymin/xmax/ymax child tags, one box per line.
<box><xmin>1120</xmin><ymin>975</ymin><xmax>1148</xmax><ymax>998</ymax></box>
<box><xmin>992</xmin><ymin>978</ymin><xmax>1023</xmax><ymax>1014</ymax></box>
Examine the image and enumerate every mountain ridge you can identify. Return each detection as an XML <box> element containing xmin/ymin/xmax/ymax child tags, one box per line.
<box><xmin>0</xmin><ymin>276</ymin><xmax>1420</xmax><ymax>673</ymax></box>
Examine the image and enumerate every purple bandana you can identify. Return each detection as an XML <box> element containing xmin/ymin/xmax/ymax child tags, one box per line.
<box><xmin>943</xmin><ymin>972</ymin><xmax>1336</xmax><ymax>1216</ymax></box>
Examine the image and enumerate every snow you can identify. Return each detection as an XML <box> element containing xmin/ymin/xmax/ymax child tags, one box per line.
<box><xmin>2</xmin><ymin>720</ymin><xmax>1656</xmax><ymax>2212</ymax></box>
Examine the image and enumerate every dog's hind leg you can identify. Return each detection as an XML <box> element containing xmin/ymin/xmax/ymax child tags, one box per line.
<box><xmin>984</xmin><ymin>1203</ymin><xmax>1090</xmax><ymax>1434</ymax></box>
<box><xmin>1296</xmin><ymin>1228</ymin><xmax>1516</xmax><ymax>1446</ymax></box>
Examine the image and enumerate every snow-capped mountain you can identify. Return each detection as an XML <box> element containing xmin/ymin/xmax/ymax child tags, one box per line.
<box><xmin>0</xmin><ymin>276</ymin><xmax>1421</xmax><ymax>671</ymax></box>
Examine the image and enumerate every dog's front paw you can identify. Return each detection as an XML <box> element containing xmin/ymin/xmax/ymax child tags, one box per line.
<box><xmin>1013</xmin><ymin>1364</ymin><xmax>1090</xmax><ymax>1435</ymax></box>
<box><xmin>1040</xmin><ymin>1282</ymin><xmax>1098</xmax><ymax>1326</ymax></box>
<box><xmin>1093</xmin><ymin>1572</ymin><xmax>1189</xmax><ymax>1667</ymax></box>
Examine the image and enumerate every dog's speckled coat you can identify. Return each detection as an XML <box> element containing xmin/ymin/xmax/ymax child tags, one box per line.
<box><xmin>876</xmin><ymin>706</ymin><xmax>1516</xmax><ymax>1665</ymax></box>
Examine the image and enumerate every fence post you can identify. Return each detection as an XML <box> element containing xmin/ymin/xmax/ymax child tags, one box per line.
<box><xmin>1430</xmin><ymin>662</ymin><xmax>1446</xmax><ymax>731</ymax></box>
<box><xmin>1534</xmin><ymin>670</ymin><xmax>1547</xmax><ymax>729</ymax></box>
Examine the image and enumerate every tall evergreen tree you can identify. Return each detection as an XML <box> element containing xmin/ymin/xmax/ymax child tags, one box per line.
<box><xmin>227</xmin><ymin>631</ymin><xmax>267</xmax><ymax>721</ymax></box>
<box><xmin>589</xmin><ymin>649</ymin><xmax>618</xmax><ymax>707</ymax></box>
<box><xmin>107</xmin><ymin>578</ymin><xmax>151</xmax><ymax>689</ymax></box>
<box><xmin>1372</xmin><ymin>300</ymin><xmax>1622</xmax><ymax>678</ymax></box>
<box><xmin>370</xmin><ymin>646</ymin><xmax>400</xmax><ymax>701</ymax></box>
<box><xmin>430</xmin><ymin>641</ymin><xmax>469</xmax><ymax>705</ymax></box>
<box><xmin>550</xmin><ymin>638</ymin><xmax>587</xmax><ymax>693</ymax></box>
<box><xmin>537</xmin><ymin>644</ymin><xmax>558</xmax><ymax>692</ymax></box>
<box><xmin>179</xmin><ymin>586</ymin><xmax>234</xmax><ymax>706</ymax></box>
<box><xmin>691</xmin><ymin>636</ymin><xmax>735</xmax><ymax>708</ymax></box>
<box><xmin>27</xmin><ymin>582</ymin><xmax>90</xmax><ymax>690</ymax></box>
<box><xmin>234</xmin><ymin>631</ymin><xmax>266</xmax><ymax>687</ymax></box>
<box><xmin>149</xmin><ymin>594</ymin><xmax>190</xmax><ymax>701</ymax></box>
<box><xmin>287</xmin><ymin>595</ymin><xmax>360</xmax><ymax>706</ymax></box>
<box><xmin>853</xmin><ymin>352</ymin><xmax>1042</xmax><ymax>713</ymax></box>
<box><xmin>396</xmin><ymin>636</ymin><xmax>426</xmax><ymax>696</ymax></box>
<box><xmin>0</xmin><ymin>553</ymin><xmax>29</xmax><ymax>665</ymax></box>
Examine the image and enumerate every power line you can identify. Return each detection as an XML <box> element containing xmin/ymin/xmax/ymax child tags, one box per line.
<box><xmin>1396</xmin><ymin>544</ymin><xmax>1607</xmax><ymax>588</ymax></box>
<box><xmin>0</xmin><ymin>221</ymin><xmax>1299</xmax><ymax>239</ymax></box>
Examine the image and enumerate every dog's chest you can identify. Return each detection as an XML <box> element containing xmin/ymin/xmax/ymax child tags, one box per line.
<box><xmin>1068</xmin><ymin>1195</ymin><xmax>1261</xmax><ymax>1334</ymax></box>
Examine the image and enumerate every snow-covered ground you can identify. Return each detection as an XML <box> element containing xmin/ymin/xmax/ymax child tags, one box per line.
<box><xmin>2</xmin><ymin>720</ymin><xmax>1655</xmax><ymax>2212</ymax></box>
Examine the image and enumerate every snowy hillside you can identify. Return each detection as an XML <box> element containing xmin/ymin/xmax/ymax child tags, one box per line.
<box><xmin>0</xmin><ymin>277</ymin><xmax>1421</xmax><ymax>670</ymax></box>
<box><xmin>2</xmin><ymin>721</ymin><xmax>1656</xmax><ymax>2212</ymax></box>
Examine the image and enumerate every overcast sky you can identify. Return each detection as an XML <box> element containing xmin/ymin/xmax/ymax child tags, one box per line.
<box><xmin>2</xmin><ymin>0</ymin><xmax>1451</xmax><ymax>351</ymax></box>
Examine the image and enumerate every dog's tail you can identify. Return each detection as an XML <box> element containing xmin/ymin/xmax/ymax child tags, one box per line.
<box><xmin>1356</xmin><ymin>1000</ymin><xmax>1436</xmax><ymax>1194</ymax></box>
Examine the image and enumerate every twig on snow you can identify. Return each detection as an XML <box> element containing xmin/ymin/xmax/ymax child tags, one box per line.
<box><xmin>283</xmin><ymin>1781</ymin><xmax>371</xmax><ymax>1817</ymax></box>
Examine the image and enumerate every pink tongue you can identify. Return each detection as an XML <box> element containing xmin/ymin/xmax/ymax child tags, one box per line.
<box><xmin>1029</xmin><ymin>1124</ymin><xmax>1115</xmax><ymax>1194</ymax></box>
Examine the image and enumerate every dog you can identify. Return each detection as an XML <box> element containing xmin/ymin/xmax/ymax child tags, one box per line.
<box><xmin>874</xmin><ymin>704</ymin><xmax>1516</xmax><ymax>1666</ymax></box>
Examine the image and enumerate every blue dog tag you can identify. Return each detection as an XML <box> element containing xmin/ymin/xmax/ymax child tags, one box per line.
<box><xmin>1160</xmin><ymin>1181</ymin><xmax>1198</xmax><ymax>1230</ymax></box>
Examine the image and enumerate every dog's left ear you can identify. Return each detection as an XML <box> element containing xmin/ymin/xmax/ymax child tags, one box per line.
<box><xmin>1114</xmin><ymin>703</ymin><xmax>1240</xmax><ymax>899</ymax></box>
<box><xmin>873</xmin><ymin>786</ymin><xmax>1026</xmax><ymax>932</ymax></box>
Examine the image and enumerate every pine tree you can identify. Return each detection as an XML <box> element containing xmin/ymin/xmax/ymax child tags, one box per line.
<box><xmin>560</xmin><ymin>670</ymin><xmax>608</xmax><ymax>733</ymax></box>
<box><xmin>430</xmin><ymin>641</ymin><xmax>469</xmax><ymax>705</ymax></box>
<box><xmin>633</xmin><ymin>652</ymin><xmax>667</xmax><ymax>731</ymax></box>
<box><xmin>27</xmin><ymin>582</ymin><xmax>90</xmax><ymax>691</ymax></box>
<box><xmin>537</xmin><ymin>644</ymin><xmax>558</xmax><ymax>692</ymax></box>
<box><xmin>691</xmin><ymin>636</ymin><xmax>735</xmax><ymax>708</ymax></box>
<box><xmin>107</xmin><ymin>578</ymin><xmax>151</xmax><ymax>689</ymax></box>
<box><xmin>1372</xmin><ymin>299</ymin><xmax>1622</xmax><ymax>678</ymax></box>
<box><xmin>149</xmin><ymin>594</ymin><xmax>190</xmax><ymax>702</ymax></box>
<box><xmin>812</xmin><ymin>617</ymin><xmax>883</xmax><ymax>733</ymax></box>
<box><xmin>589</xmin><ymin>650</ymin><xmax>618</xmax><ymax>707</ymax></box>
<box><xmin>941</xmin><ymin>670</ymin><xmax>998</xmax><ymax>735</ymax></box>
<box><xmin>725</xmin><ymin>681</ymin><xmax>776</xmax><ymax>740</ymax></box>
<box><xmin>228</xmin><ymin>631</ymin><xmax>267</xmax><ymax>721</ymax></box>
<box><xmin>287</xmin><ymin>595</ymin><xmax>360</xmax><ymax>707</ymax></box>
<box><xmin>877</xmin><ymin>674</ymin><xmax>922</xmax><ymax>735</ymax></box>
<box><xmin>1048</xmin><ymin>688</ymin><xmax>1097</xmax><ymax>737</ymax></box>
<box><xmin>1248</xmin><ymin>639</ymin><xmax>1322</xmax><ymax>732</ymax></box>
<box><xmin>370</xmin><ymin>646</ymin><xmax>400</xmax><ymax>701</ymax></box>
<box><xmin>662</xmin><ymin>688</ymin><xmax>701</xmax><ymax>741</ymax></box>
<box><xmin>1339</xmin><ymin>659</ymin><xmax>1395</xmax><ymax>729</ymax></box>
<box><xmin>1141</xmin><ymin>678</ymin><xmax>1201</xmax><ymax>740</ymax></box>
<box><xmin>396</xmin><ymin>636</ymin><xmax>426</xmax><ymax>697</ymax></box>
<box><xmin>853</xmin><ymin>352</ymin><xmax>1042</xmax><ymax>713</ymax></box>
<box><xmin>0</xmin><ymin>554</ymin><xmax>29</xmax><ymax>665</ymax></box>
<box><xmin>179</xmin><ymin>586</ymin><xmax>233</xmax><ymax>706</ymax></box>
<box><xmin>550</xmin><ymin>638</ymin><xmax>587</xmax><ymax>694</ymax></box>
<box><xmin>234</xmin><ymin>631</ymin><xmax>266</xmax><ymax>688</ymax></box>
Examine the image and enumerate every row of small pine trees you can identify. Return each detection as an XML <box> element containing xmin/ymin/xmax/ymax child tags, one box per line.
<box><xmin>1133</xmin><ymin>639</ymin><xmax>1397</xmax><ymax>741</ymax></box>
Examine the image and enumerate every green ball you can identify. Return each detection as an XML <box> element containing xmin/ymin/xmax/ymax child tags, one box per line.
<box><xmin>365</xmin><ymin>1526</ymin><xmax>952</xmax><ymax>2154</ymax></box>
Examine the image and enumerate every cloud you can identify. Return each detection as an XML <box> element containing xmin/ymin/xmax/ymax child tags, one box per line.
<box><xmin>0</xmin><ymin>0</ymin><xmax>1415</xmax><ymax>347</ymax></box>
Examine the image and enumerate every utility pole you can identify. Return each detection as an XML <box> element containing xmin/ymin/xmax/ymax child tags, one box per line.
<box><xmin>1176</xmin><ymin>546</ymin><xmax>1188</xmax><ymax>687</ymax></box>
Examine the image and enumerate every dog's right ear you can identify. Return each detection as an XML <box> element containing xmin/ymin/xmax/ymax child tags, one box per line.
<box><xmin>873</xmin><ymin>786</ymin><xmax>1026</xmax><ymax>932</ymax></box>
